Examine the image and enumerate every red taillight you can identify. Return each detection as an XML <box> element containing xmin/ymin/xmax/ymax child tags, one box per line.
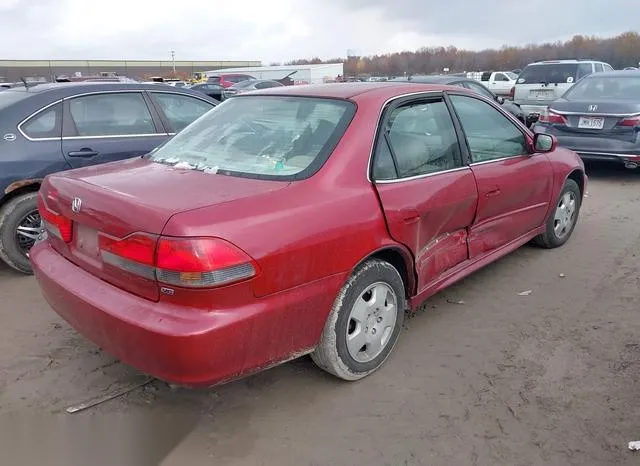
<box><xmin>99</xmin><ymin>233</ymin><xmax>156</xmax><ymax>266</ymax></box>
<box><xmin>37</xmin><ymin>191</ymin><xmax>72</xmax><ymax>242</ymax></box>
<box><xmin>97</xmin><ymin>233</ymin><xmax>257</xmax><ymax>288</ymax></box>
<box><xmin>509</xmin><ymin>86</ymin><xmax>515</xmax><ymax>98</ymax></box>
<box><xmin>539</xmin><ymin>110</ymin><xmax>567</xmax><ymax>124</ymax></box>
<box><xmin>618</xmin><ymin>116</ymin><xmax>640</xmax><ymax>127</ymax></box>
<box><xmin>156</xmin><ymin>237</ymin><xmax>256</xmax><ymax>288</ymax></box>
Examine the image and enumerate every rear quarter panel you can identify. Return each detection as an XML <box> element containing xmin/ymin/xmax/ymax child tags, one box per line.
<box><xmin>161</xmin><ymin>94</ymin><xmax>404</xmax><ymax>298</ymax></box>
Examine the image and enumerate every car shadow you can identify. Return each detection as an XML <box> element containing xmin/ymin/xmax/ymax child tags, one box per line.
<box><xmin>583</xmin><ymin>161</ymin><xmax>640</xmax><ymax>182</ymax></box>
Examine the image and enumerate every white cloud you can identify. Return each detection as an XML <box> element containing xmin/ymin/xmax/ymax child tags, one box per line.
<box><xmin>0</xmin><ymin>0</ymin><xmax>637</xmax><ymax>62</ymax></box>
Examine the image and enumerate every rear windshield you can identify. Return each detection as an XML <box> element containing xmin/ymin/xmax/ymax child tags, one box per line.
<box><xmin>229</xmin><ymin>80</ymin><xmax>257</xmax><ymax>90</ymax></box>
<box><xmin>0</xmin><ymin>89</ymin><xmax>29</xmax><ymax>110</ymax></box>
<box><xmin>517</xmin><ymin>63</ymin><xmax>592</xmax><ymax>84</ymax></box>
<box><xmin>563</xmin><ymin>76</ymin><xmax>640</xmax><ymax>101</ymax></box>
<box><xmin>150</xmin><ymin>96</ymin><xmax>356</xmax><ymax>180</ymax></box>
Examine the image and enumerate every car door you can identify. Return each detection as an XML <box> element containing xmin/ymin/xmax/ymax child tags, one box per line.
<box><xmin>148</xmin><ymin>91</ymin><xmax>216</xmax><ymax>134</ymax></box>
<box><xmin>62</xmin><ymin>91</ymin><xmax>168</xmax><ymax>169</ymax></box>
<box><xmin>447</xmin><ymin>93</ymin><xmax>554</xmax><ymax>258</ymax></box>
<box><xmin>371</xmin><ymin>94</ymin><xmax>479</xmax><ymax>294</ymax></box>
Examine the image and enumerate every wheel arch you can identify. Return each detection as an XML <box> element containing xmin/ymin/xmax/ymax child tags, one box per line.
<box><xmin>1</xmin><ymin>179</ymin><xmax>42</xmax><ymax>209</ymax></box>
<box><xmin>566</xmin><ymin>169</ymin><xmax>585</xmax><ymax>198</ymax></box>
<box><xmin>351</xmin><ymin>245</ymin><xmax>417</xmax><ymax>298</ymax></box>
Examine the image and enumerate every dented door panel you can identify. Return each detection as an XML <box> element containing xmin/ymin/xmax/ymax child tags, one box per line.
<box><xmin>374</xmin><ymin>168</ymin><xmax>479</xmax><ymax>294</ymax></box>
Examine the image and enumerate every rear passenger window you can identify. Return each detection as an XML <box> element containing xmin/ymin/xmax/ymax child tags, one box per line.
<box><xmin>577</xmin><ymin>63</ymin><xmax>594</xmax><ymax>79</ymax></box>
<box><xmin>152</xmin><ymin>93</ymin><xmax>214</xmax><ymax>132</ymax></box>
<box><xmin>68</xmin><ymin>93</ymin><xmax>156</xmax><ymax>137</ymax></box>
<box><xmin>594</xmin><ymin>63</ymin><xmax>604</xmax><ymax>73</ymax></box>
<box><xmin>372</xmin><ymin>99</ymin><xmax>461</xmax><ymax>180</ymax></box>
<box><xmin>21</xmin><ymin>102</ymin><xmax>62</xmax><ymax>139</ymax></box>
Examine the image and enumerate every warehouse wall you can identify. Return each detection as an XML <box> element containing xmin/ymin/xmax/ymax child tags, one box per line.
<box><xmin>0</xmin><ymin>60</ymin><xmax>261</xmax><ymax>83</ymax></box>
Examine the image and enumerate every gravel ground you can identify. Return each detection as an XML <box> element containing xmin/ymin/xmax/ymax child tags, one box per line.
<box><xmin>0</xmin><ymin>163</ymin><xmax>639</xmax><ymax>466</ymax></box>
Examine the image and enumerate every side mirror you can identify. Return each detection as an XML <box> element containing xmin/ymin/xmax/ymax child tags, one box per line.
<box><xmin>533</xmin><ymin>133</ymin><xmax>557</xmax><ymax>153</ymax></box>
<box><xmin>495</xmin><ymin>95</ymin><xmax>505</xmax><ymax>104</ymax></box>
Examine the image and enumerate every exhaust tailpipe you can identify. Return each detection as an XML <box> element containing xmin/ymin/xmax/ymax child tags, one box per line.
<box><xmin>624</xmin><ymin>161</ymin><xmax>638</xmax><ymax>170</ymax></box>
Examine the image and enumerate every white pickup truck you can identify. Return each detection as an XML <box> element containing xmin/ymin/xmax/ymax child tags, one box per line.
<box><xmin>466</xmin><ymin>71</ymin><xmax>518</xmax><ymax>97</ymax></box>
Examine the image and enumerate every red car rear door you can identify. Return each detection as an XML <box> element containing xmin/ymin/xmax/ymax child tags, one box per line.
<box><xmin>447</xmin><ymin>93</ymin><xmax>554</xmax><ymax>258</ymax></box>
<box><xmin>371</xmin><ymin>94</ymin><xmax>478</xmax><ymax>295</ymax></box>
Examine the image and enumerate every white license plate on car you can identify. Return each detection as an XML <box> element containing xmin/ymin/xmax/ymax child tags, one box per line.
<box><xmin>530</xmin><ymin>90</ymin><xmax>553</xmax><ymax>100</ymax></box>
<box><xmin>578</xmin><ymin>116</ymin><xmax>605</xmax><ymax>130</ymax></box>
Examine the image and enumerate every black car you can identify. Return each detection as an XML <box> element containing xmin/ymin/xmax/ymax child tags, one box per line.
<box><xmin>0</xmin><ymin>82</ymin><xmax>218</xmax><ymax>274</ymax></box>
<box><xmin>532</xmin><ymin>70</ymin><xmax>640</xmax><ymax>169</ymax></box>
<box><xmin>395</xmin><ymin>75</ymin><xmax>527</xmax><ymax>125</ymax></box>
<box><xmin>188</xmin><ymin>83</ymin><xmax>224</xmax><ymax>101</ymax></box>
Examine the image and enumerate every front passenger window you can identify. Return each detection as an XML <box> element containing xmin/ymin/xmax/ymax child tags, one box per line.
<box><xmin>450</xmin><ymin>95</ymin><xmax>527</xmax><ymax>163</ymax></box>
<box><xmin>372</xmin><ymin>99</ymin><xmax>461</xmax><ymax>180</ymax></box>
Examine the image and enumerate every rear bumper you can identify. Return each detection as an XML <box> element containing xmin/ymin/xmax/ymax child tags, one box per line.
<box><xmin>31</xmin><ymin>242</ymin><xmax>344</xmax><ymax>387</ymax></box>
<box><xmin>533</xmin><ymin>124</ymin><xmax>640</xmax><ymax>165</ymax></box>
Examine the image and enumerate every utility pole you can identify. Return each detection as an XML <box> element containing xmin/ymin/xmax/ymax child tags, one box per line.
<box><xmin>170</xmin><ymin>50</ymin><xmax>176</xmax><ymax>74</ymax></box>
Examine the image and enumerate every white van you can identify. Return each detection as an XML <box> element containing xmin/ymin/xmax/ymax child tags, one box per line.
<box><xmin>514</xmin><ymin>59</ymin><xmax>613</xmax><ymax>118</ymax></box>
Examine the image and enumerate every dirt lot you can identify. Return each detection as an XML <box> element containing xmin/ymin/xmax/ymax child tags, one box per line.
<box><xmin>1</xmin><ymin>163</ymin><xmax>639</xmax><ymax>466</ymax></box>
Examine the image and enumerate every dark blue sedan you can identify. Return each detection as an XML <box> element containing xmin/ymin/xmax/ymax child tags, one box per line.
<box><xmin>533</xmin><ymin>70</ymin><xmax>640</xmax><ymax>169</ymax></box>
<box><xmin>0</xmin><ymin>82</ymin><xmax>218</xmax><ymax>274</ymax></box>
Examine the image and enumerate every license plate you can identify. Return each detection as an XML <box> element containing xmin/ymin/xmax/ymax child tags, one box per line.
<box><xmin>578</xmin><ymin>116</ymin><xmax>605</xmax><ymax>130</ymax></box>
<box><xmin>530</xmin><ymin>90</ymin><xmax>553</xmax><ymax>100</ymax></box>
<box><xmin>74</xmin><ymin>224</ymin><xmax>100</xmax><ymax>257</ymax></box>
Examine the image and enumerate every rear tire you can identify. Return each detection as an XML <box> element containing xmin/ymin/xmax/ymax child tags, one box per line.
<box><xmin>311</xmin><ymin>259</ymin><xmax>406</xmax><ymax>381</ymax></box>
<box><xmin>534</xmin><ymin>179</ymin><xmax>581</xmax><ymax>249</ymax></box>
<box><xmin>0</xmin><ymin>192</ymin><xmax>41</xmax><ymax>274</ymax></box>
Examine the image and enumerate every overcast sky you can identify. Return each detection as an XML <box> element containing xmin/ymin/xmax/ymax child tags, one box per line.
<box><xmin>0</xmin><ymin>0</ymin><xmax>636</xmax><ymax>62</ymax></box>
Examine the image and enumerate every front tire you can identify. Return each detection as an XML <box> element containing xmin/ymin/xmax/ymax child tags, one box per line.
<box><xmin>311</xmin><ymin>259</ymin><xmax>406</xmax><ymax>381</ymax></box>
<box><xmin>534</xmin><ymin>179</ymin><xmax>581</xmax><ymax>249</ymax></box>
<box><xmin>0</xmin><ymin>192</ymin><xmax>42</xmax><ymax>274</ymax></box>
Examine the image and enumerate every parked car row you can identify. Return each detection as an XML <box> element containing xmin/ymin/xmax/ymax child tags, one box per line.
<box><xmin>532</xmin><ymin>69</ymin><xmax>640</xmax><ymax>169</ymax></box>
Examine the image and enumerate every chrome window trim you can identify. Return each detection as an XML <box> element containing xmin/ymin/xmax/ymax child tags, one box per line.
<box><xmin>17</xmin><ymin>99</ymin><xmax>64</xmax><ymax>142</ymax></box>
<box><xmin>375</xmin><ymin>166</ymin><xmax>470</xmax><ymax>184</ymax></box>
<box><xmin>17</xmin><ymin>89</ymin><xmax>212</xmax><ymax>141</ymax></box>
<box><xmin>62</xmin><ymin>133</ymin><xmax>166</xmax><ymax>140</ymax></box>
<box><xmin>366</xmin><ymin>90</ymin><xmax>452</xmax><ymax>184</ymax></box>
<box><xmin>469</xmin><ymin>154</ymin><xmax>530</xmax><ymax>167</ymax></box>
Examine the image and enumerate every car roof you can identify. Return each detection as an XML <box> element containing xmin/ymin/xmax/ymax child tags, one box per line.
<box><xmin>0</xmin><ymin>81</ymin><xmax>216</xmax><ymax>102</ymax></box>
<box><xmin>583</xmin><ymin>70</ymin><xmax>640</xmax><ymax>78</ymax></box>
<box><xmin>528</xmin><ymin>59</ymin><xmax>604</xmax><ymax>65</ymax></box>
<box><xmin>252</xmin><ymin>82</ymin><xmax>468</xmax><ymax>101</ymax></box>
<box><xmin>405</xmin><ymin>75</ymin><xmax>464</xmax><ymax>84</ymax></box>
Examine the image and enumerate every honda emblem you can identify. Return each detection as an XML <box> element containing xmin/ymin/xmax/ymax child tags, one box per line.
<box><xmin>588</xmin><ymin>104</ymin><xmax>598</xmax><ymax>112</ymax></box>
<box><xmin>71</xmin><ymin>197</ymin><xmax>82</xmax><ymax>213</ymax></box>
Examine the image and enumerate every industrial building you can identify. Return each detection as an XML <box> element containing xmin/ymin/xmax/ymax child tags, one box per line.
<box><xmin>205</xmin><ymin>63</ymin><xmax>344</xmax><ymax>85</ymax></box>
<box><xmin>0</xmin><ymin>59</ymin><xmax>261</xmax><ymax>83</ymax></box>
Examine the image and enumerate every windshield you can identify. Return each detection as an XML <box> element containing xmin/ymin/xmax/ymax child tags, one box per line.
<box><xmin>564</xmin><ymin>76</ymin><xmax>640</xmax><ymax>100</ymax></box>
<box><xmin>517</xmin><ymin>63</ymin><xmax>589</xmax><ymax>84</ymax></box>
<box><xmin>150</xmin><ymin>96</ymin><xmax>356</xmax><ymax>179</ymax></box>
<box><xmin>230</xmin><ymin>80</ymin><xmax>257</xmax><ymax>90</ymax></box>
<box><xmin>505</xmin><ymin>72</ymin><xmax>518</xmax><ymax>80</ymax></box>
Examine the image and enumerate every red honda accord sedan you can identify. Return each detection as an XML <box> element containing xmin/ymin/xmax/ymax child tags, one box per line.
<box><xmin>30</xmin><ymin>83</ymin><xmax>586</xmax><ymax>387</ymax></box>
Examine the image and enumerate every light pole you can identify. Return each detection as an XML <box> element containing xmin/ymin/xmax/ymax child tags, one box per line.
<box><xmin>170</xmin><ymin>50</ymin><xmax>176</xmax><ymax>74</ymax></box>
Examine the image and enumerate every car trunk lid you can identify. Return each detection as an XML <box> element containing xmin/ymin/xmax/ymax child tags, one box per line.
<box><xmin>41</xmin><ymin>157</ymin><xmax>289</xmax><ymax>301</ymax></box>
<box><xmin>548</xmin><ymin>100</ymin><xmax>640</xmax><ymax>139</ymax></box>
